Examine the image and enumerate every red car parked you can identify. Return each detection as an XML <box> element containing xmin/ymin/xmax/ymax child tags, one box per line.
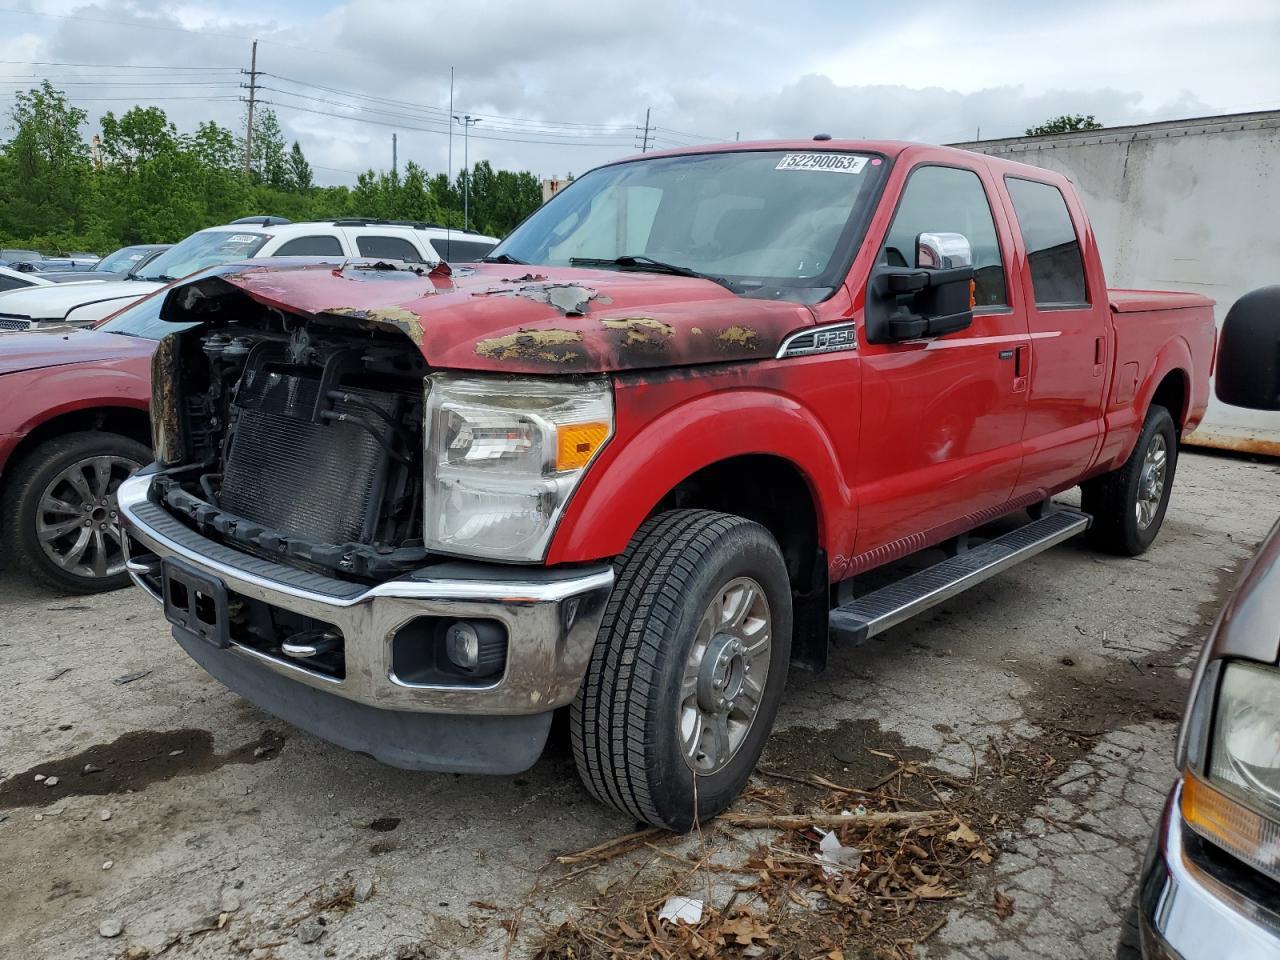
<box><xmin>0</xmin><ymin>292</ymin><xmax>174</xmax><ymax>592</ymax></box>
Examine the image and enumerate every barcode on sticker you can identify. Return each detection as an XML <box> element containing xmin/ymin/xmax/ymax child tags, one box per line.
<box><xmin>775</xmin><ymin>153</ymin><xmax>869</xmax><ymax>174</ymax></box>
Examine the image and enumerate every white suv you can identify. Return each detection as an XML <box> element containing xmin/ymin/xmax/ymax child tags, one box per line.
<box><xmin>0</xmin><ymin>218</ymin><xmax>499</xmax><ymax>332</ymax></box>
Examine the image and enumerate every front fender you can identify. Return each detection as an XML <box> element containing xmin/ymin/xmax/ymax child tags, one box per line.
<box><xmin>2</xmin><ymin>362</ymin><xmax>150</xmax><ymax>439</ymax></box>
<box><xmin>546</xmin><ymin>376</ymin><xmax>855</xmax><ymax>569</ymax></box>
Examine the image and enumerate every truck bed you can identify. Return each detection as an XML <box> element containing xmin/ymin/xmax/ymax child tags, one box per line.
<box><xmin>1108</xmin><ymin>288</ymin><xmax>1215</xmax><ymax>313</ymax></box>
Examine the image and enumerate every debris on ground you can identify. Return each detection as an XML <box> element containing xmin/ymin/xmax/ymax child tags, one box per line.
<box><xmin>658</xmin><ymin>896</ymin><xmax>704</xmax><ymax>925</ymax></box>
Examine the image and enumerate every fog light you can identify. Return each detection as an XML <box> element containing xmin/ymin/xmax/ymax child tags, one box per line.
<box><xmin>443</xmin><ymin>619</ymin><xmax>507</xmax><ymax>677</ymax></box>
<box><xmin>446</xmin><ymin>622</ymin><xmax>481</xmax><ymax>670</ymax></box>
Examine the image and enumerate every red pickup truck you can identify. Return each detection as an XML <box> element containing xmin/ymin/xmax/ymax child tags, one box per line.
<box><xmin>118</xmin><ymin>140</ymin><xmax>1215</xmax><ymax>830</ymax></box>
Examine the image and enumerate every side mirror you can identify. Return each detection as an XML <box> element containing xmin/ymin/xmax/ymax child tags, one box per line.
<box><xmin>1217</xmin><ymin>286</ymin><xmax>1280</xmax><ymax>410</ymax></box>
<box><xmin>917</xmin><ymin>232</ymin><xmax>973</xmax><ymax>269</ymax></box>
<box><xmin>865</xmin><ymin>232</ymin><xmax>976</xmax><ymax>344</ymax></box>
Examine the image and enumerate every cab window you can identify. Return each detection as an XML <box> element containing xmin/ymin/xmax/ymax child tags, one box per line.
<box><xmin>1005</xmin><ymin>177</ymin><xmax>1089</xmax><ymax>306</ymax></box>
<box><xmin>275</xmin><ymin>235</ymin><xmax>343</xmax><ymax>256</ymax></box>
<box><xmin>882</xmin><ymin>165</ymin><xmax>1007</xmax><ymax>308</ymax></box>
<box><xmin>356</xmin><ymin>235</ymin><xmax>426</xmax><ymax>263</ymax></box>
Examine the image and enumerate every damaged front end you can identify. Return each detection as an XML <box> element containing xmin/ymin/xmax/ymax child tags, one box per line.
<box><xmin>150</xmin><ymin>274</ymin><xmax>431</xmax><ymax>582</ymax></box>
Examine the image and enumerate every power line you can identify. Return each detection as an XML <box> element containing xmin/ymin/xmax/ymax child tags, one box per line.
<box><xmin>262</xmin><ymin>72</ymin><xmax>633</xmax><ymax>134</ymax></box>
<box><xmin>0</xmin><ymin>58</ymin><xmax>238</xmax><ymax>71</ymax></box>
<box><xmin>257</xmin><ymin>85</ymin><xmax>636</xmax><ymax>142</ymax></box>
<box><xmin>257</xmin><ymin>98</ymin><xmax>638</xmax><ymax>148</ymax></box>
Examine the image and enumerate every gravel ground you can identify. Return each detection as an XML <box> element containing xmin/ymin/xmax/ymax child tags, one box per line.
<box><xmin>1</xmin><ymin>449</ymin><xmax>1277</xmax><ymax>960</ymax></box>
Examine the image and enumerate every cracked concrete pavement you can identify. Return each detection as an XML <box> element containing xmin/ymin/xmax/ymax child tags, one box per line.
<box><xmin>1</xmin><ymin>449</ymin><xmax>1277</xmax><ymax>959</ymax></box>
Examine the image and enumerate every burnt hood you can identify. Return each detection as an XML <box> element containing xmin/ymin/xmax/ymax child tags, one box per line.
<box><xmin>160</xmin><ymin>260</ymin><xmax>817</xmax><ymax>374</ymax></box>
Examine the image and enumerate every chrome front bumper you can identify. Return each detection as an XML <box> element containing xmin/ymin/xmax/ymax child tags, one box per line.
<box><xmin>117</xmin><ymin>473</ymin><xmax>614</xmax><ymax>718</ymax></box>
<box><xmin>1139</xmin><ymin>781</ymin><xmax>1280</xmax><ymax>959</ymax></box>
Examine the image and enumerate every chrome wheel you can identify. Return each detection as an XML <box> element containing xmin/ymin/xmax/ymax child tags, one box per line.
<box><xmin>35</xmin><ymin>455</ymin><xmax>139</xmax><ymax>580</ymax></box>
<box><xmin>678</xmin><ymin>576</ymin><xmax>772</xmax><ymax>775</ymax></box>
<box><xmin>1135</xmin><ymin>433</ymin><xmax>1168</xmax><ymax>530</ymax></box>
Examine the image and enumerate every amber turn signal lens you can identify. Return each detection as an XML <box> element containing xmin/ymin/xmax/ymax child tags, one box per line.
<box><xmin>556</xmin><ymin>421</ymin><xmax>610</xmax><ymax>471</ymax></box>
<box><xmin>1181</xmin><ymin>772</ymin><xmax>1280</xmax><ymax>884</ymax></box>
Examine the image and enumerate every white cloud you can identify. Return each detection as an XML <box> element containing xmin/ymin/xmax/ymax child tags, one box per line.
<box><xmin>0</xmin><ymin>0</ymin><xmax>1275</xmax><ymax>187</ymax></box>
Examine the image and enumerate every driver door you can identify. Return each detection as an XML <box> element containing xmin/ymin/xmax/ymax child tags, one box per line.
<box><xmin>853</xmin><ymin>162</ymin><xmax>1030</xmax><ymax>560</ymax></box>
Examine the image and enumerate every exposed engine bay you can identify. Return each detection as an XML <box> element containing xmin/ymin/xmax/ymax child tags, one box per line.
<box><xmin>151</xmin><ymin>287</ymin><xmax>430</xmax><ymax>581</ymax></box>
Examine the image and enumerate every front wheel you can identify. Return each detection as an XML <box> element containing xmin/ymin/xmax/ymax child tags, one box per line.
<box><xmin>1082</xmin><ymin>404</ymin><xmax>1178</xmax><ymax>556</ymax></box>
<box><xmin>571</xmin><ymin>510</ymin><xmax>792</xmax><ymax>832</ymax></box>
<box><xmin>2</xmin><ymin>431</ymin><xmax>149</xmax><ymax>593</ymax></box>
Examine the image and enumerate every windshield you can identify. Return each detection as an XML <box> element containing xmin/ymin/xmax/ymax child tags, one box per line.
<box><xmin>492</xmin><ymin>149</ymin><xmax>885</xmax><ymax>302</ymax></box>
<box><xmin>96</xmin><ymin>290</ymin><xmax>195</xmax><ymax>339</ymax></box>
<box><xmin>97</xmin><ymin>246</ymin><xmax>150</xmax><ymax>273</ymax></box>
<box><xmin>135</xmin><ymin>231</ymin><xmax>268</xmax><ymax>282</ymax></box>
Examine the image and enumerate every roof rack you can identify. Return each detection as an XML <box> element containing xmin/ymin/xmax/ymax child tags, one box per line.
<box><xmin>330</xmin><ymin>218</ymin><xmax>446</xmax><ymax>230</ymax></box>
<box><xmin>230</xmin><ymin>216</ymin><xmax>292</xmax><ymax>226</ymax></box>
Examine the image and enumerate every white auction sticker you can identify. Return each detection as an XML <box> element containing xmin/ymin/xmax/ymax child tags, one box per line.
<box><xmin>227</xmin><ymin>234</ymin><xmax>260</xmax><ymax>244</ymax></box>
<box><xmin>775</xmin><ymin>153</ymin><xmax>869</xmax><ymax>174</ymax></box>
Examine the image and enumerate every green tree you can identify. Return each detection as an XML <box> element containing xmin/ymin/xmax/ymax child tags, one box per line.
<box><xmin>1025</xmin><ymin>114</ymin><xmax>1104</xmax><ymax>137</ymax></box>
<box><xmin>0</xmin><ymin>81</ymin><xmax>92</xmax><ymax>247</ymax></box>
<box><xmin>0</xmin><ymin>84</ymin><xmax>541</xmax><ymax>253</ymax></box>
<box><xmin>288</xmin><ymin>140</ymin><xmax>312</xmax><ymax>192</ymax></box>
<box><xmin>246</xmin><ymin>107</ymin><xmax>288</xmax><ymax>188</ymax></box>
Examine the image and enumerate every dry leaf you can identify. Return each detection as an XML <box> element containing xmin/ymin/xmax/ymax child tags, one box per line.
<box><xmin>946</xmin><ymin>820</ymin><xmax>980</xmax><ymax>845</ymax></box>
<box><xmin>828</xmin><ymin>951</ymin><xmax>846</xmax><ymax>960</ymax></box>
<box><xmin>913</xmin><ymin>883</ymin><xmax>959</xmax><ymax>900</ymax></box>
<box><xmin>995</xmin><ymin>889</ymin><xmax>1016</xmax><ymax>919</ymax></box>
<box><xmin>721</xmin><ymin>915</ymin><xmax>774</xmax><ymax>946</ymax></box>
<box><xmin>972</xmin><ymin>847</ymin><xmax>993</xmax><ymax>864</ymax></box>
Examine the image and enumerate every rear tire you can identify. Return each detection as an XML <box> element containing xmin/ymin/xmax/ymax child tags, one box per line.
<box><xmin>2</xmin><ymin>432</ymin><xmax>149</xmax><ymax>593</ymax></box>
<box><xmin>1082</xmin><ymin>405</ymin><xmax>1177</xmax><ymax>556</ymax></box>
<box><xmin>571</xmin><ymin>510</ymin><xmax>792</xmax><ymax>832</ymax></box>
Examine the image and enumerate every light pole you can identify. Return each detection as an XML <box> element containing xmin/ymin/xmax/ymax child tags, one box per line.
<box><xmin>452</xmin><ymin>114</ymin><xmax>480</xmax><ymax>229</ymax></box>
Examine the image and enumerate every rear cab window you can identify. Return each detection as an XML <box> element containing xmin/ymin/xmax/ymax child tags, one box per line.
<box><xmin>1004</xmin><ymin>177</ymin><xmax>1089</xmax><ymax>306</ymax></box>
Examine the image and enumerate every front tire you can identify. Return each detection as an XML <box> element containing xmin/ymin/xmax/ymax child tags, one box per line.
<box><xmin>571</xmin><ymin>510</ymin><xmax>792</xmax><ymax>832</ymax></box>
<box><xmin>2</xmin><ymin>432</ymin><xmax>149</xmax><ymax>593</ymax></box>
<box><xmin>1082</xmin><ymin>404</ymin><xmax>1178</xmax><ymax>556</ymax></box>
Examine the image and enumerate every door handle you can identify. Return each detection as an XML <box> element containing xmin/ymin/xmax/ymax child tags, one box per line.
<box><xmin>1094</xmin><ymin>336</ymin><xmax>1105</xmax><ymax>376</ymax></box>
<box><xmin>1013</xmin><ymin>345</ymin><xmax>1030</xmax><ymax>393</ymax></box>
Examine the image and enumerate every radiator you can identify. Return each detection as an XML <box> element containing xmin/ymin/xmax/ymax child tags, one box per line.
<box><xmin>220</xmin><ymin>365</ymin><xmax>398</xmax><ymax>545</ymax></box>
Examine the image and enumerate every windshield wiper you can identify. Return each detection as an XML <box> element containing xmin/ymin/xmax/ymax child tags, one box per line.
<box><xmin>569</xmin><ymin>255</ymin><xmax>729</xmax><ymax>287</ymax></box>
<box><xmin>479</xmin><ymin>253</ymin><xmax>526</xmax><ymax>265</ymax></box>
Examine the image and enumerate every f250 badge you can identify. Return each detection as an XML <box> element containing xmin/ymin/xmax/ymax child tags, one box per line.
<box><xmin>777</xmin><ymin>322</ymin><xmax>858</xmax><ymax>358</ymax></box>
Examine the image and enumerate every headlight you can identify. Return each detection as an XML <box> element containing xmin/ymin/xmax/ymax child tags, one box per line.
<box><xmin>1182</xmin><ymin>661</ymin><xmax>1280</xmax><ymax>883</ymax></box>
<box><xmin>423</xmin><ymin>374</ymin><xmax>612</xmax><ymax>561</ymax></box>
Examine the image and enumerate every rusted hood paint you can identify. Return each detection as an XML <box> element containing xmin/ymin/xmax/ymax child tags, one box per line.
<box><xmin>166</xmin><ymin>261</ymin><xmax>814</xmax><ymax>373</ymax></box>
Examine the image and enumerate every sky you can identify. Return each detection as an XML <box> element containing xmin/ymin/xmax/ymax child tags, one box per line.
<box><xmin>1</xmin><ymin>0</ymin><xmax>1278</xmax><ymax>187</ymax></box>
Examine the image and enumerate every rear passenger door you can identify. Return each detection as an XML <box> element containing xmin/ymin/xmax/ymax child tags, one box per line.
<box><xmin>854</xmin><ymin>162</ymin><xmax>1030</xmax><ymax>558</ymax></box>
<box><xmin>1001</xmin><ymin>177</ymin><xmax>1109</xmax><ymax>497</ymax></box>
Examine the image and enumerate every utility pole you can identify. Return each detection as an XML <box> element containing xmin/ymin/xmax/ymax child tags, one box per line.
<box><xmin>452</xmin><ymin>114</ymin><xmax>480</xmax><ymax>229</ymax></box>
<box><xmin>447</xmin><ymin>67</ymin><xmax>454</xmax><ymax>229</ymax></box>
<box><xmin>639</xmin><ymin>107</ymin><xmax>652</xmax><ymax>152</ymax></box>
<box><xmin>392</xmin><ymin>133</ymin><xmax>397</xmax><ymax>177</ymax></box>
<box><xmin>243</xmin><ymin>39</ymin><xmax>258</xmax><ymax>177</ymax></box>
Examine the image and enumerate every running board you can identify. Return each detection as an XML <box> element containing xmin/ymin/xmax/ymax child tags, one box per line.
<box><xmin>828</xmin><ymin>509</ymin><xmax>1091</xmax><ymax>645</ymax></box>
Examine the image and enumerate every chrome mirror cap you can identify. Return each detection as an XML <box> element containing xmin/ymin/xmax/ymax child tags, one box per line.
<box><xmin>917</xmin><ymin>232</ymin><xmax>973</xmax><ymax>269</ymax></box>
